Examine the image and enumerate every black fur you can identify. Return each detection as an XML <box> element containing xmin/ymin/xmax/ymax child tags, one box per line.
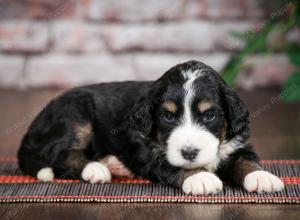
<box><xmin>18</xmin><ymin>60</ymin><xmax>260</xmax><ymax>188</ymax></box>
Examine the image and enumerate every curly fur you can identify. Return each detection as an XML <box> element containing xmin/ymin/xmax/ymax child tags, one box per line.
<box><xmin>18</xmin><ymin>60</ymin><xmax>275</xmax><ymax>191</ymax></box>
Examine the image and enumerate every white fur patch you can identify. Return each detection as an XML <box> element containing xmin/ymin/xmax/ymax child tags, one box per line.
<box><xmin>219</xmin><ymin>136</ymin><xmax>243</xmax><ymax>161</ymax></box>
<box><xmin>243</xmin><ymin>171</ymin><xmax>284</xmax><ymax>193</ymax></box>
<box><xmin>182</xmin><ymin>172</ymin><xmax>223</xmax><ymax>195</ymax></box>
<box><xmin>81</xmin><ymin>162</ymin><xmax>111</xmax><ymax>184</ymax></box>
<box><xmin>37</xmin><ymin>167</ymin><xmax>54</xmax><ymax>182</ymax></box>
<box><xmin>166</xmin><ymin>69</ymin><xmax>219</xmax><ymax>170</ymax></box>
<box><xmin>182</xmin><ymin>70</ymin><xmax>204</xmax><ymax>126</ymax></box>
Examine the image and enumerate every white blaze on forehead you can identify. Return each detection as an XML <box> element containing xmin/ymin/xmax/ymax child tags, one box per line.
<box><xmin>182</xmin><ymin>70</ymin><xmax>204</xmax><ymax>125</ymax></box>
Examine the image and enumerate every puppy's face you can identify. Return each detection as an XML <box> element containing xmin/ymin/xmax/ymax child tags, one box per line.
<box><xmin>129</xmin><ymin>60</ymin><xmax>249</xmax><ymax>171</ymax></box>
<box><xmin>154</xmin><ymin>70</ymin><xmax>226</xmax><ymax>169</ymax></box>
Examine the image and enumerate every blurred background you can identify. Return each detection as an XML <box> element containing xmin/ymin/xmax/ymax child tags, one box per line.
<box><xmin>0</xmin><ymin>0</ymin><xmax>299</xmax><ymax>159</ymax></box>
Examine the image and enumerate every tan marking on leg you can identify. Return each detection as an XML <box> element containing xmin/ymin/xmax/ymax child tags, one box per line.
<box><xmin>233</xmin><ymin>158</ymin><xmax>262</xmax><ymax>184</ymax></box>
<box><xmin>162</xmin><ymin>100</ymin><xmax>177</xmax><ymax>113</ymax></box>
<box><xmin>198</xmin><ymin>100</ymin><xmax>214</xmax><ymax>113</ymax></box>
<box><xmin>73</xmin><ymin>122</ymin><xmax>93</xmax><ymax>150</ymax></box>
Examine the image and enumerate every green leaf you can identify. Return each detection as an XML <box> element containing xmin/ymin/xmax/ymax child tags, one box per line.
<box><xmin>229</xmin><ymin>31</ymin><xmax>245</xmax><ymax>40</ymax></box>
<box><xmin>222</xmin><ymin>31</ymin><xmax>269</xmax><ymax>85</ymax></box>
<box><xmin>222</xmin><ymin>55</ymin><xmax>244</xmax><ymax>86</ymax></box>
<box><xmin>282</xmin><ymin>72</ymin><xmax>300</xmax><ymax>102</ymax></box>
<box><xmin>221</xmin><ymin>0</ymin><xmax>297</xmax><ymax>86</ymax></box>
<box><xmin>287</xmin><ymin>44</ymin><xmax>300</xmax><ymax>67</ymax></box>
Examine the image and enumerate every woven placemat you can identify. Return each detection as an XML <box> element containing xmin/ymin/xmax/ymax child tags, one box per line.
<box><xmin>0</xmin><ymin>158</ymin><xmax>299</xmax><ymax>203</ymax></box>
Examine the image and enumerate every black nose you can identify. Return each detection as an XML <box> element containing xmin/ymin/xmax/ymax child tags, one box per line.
<box><xmin>181</xmin><ymin>147</ymin><xmax>199</xmax><ymax>161</ymax></box>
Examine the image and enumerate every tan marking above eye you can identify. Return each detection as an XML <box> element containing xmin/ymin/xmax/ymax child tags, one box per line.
<box><xmin>162</xmin><ymin>100</ymin><xmax>177</xmax><ymax>113</ymax></box>
<box><xmin>198</xmin><ymin>100</ymin><xmax>214</xmax><ymax>113</ymax></box>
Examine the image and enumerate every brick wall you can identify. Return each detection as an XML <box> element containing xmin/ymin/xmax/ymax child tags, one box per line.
<box><xmin>0</xmin><ymin>0</ymin><xmax>298</xmax><ymax>89</ymax></box>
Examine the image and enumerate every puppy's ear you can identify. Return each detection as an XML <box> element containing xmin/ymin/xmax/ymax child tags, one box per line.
<box><xmin>127</xmin><ymin>81</ymin><xmax>163</xmax><ymax>137</ymax></box>
<box><xmin>128</xmin><ymin>96</ymin><xmax>153</xmax><ymax>137</ymax></box>
<box><xmin>223</xmin><ymin>85</ymin><xmax>250</xmax><ymax>140</ymax></box>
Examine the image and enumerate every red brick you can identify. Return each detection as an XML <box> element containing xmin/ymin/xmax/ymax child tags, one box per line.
<box><xmin>0</xmin><ymin>0</ymin><xmax>77</xmax><ymax>19</ymax></box>
<box><xmin>51</xmin><ymin>21</ymin><xmax>106</xmax><ymax>53</ymax></box>
<box><xmin>28</xmin><ymin>0</ymin><xmax>77</xmax><ymax>19</ymax></box>
<box><xmin>0</xmin><ymin>21</ymin><xmax>49</xmax><ymax>54</ymax></box>
<box><xmin>24</xmin><ymin>53</ymin><xmax>229</xmax><ymax>88</ymax></box>
<box><xmin>237</xmin><ymin>54</ymin><xmax>295</xmax><ymax>89</ymax></box>
<box><xmin>80</xmin><ymin>0</ymin><xmax>186</xmax><ymax>22</ymax></box>
<box><xmin>100</xmin><ymin>21</ymin><xmax>255</xmax><ymax>53</ymax></box>
<box><xmin>25</xmin><ymin>54</ymin><xmax>135</xmax><ymax>88</ymax></box>
<box><xmin>23</xmin><ymin>53</ymin><xmax>293</xmax><ymax>89</ymax></box>
<box><xmin>0</xmin><ymin>55</ymin><xmax>25</xmax><ymax>88</ymax></box>
<box><xmin>133</xmin><ymin>53</ymin><xmax>229</xmax><ymax>80</ymax></box>
<box><xmin>81</xmin><ymin>0</ymin><xmax>265</xmax><ymax>22</ymax></box>
<box><xmin>0</xmin><ymin>0</ymin><xmax>27</xmax><ymax>19</ymax></box>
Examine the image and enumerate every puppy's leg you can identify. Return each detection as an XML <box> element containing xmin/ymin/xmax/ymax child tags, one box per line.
<box><xmin>32</xmin><ymin>122</ymin><xmax>112</xmax><ymax>184</ymax></box>
<box><xmin>217</xmin><ymin>144</ymin><xmax>284</xmax><ymax>193</ymax></box>
<box><xmin>237</xmin><ymin>159</ymin><xmax>284</xmax><ymax>193</ymax></box>
<box><xmin>61</xmin><ymin>150</ymin><xmax>111</xmax><ymax>184</ymax></box>
<box><xmin>63</xmin><ymin>122</ymin><xmax>111</xmax><ymax>183</ymax></box>
<box><xmin>18</xmin><ymin>90</ymin><xmax>113</xmax><ymax>183</ymax></box>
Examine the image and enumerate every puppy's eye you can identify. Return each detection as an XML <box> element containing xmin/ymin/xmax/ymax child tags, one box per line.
<box><xmin>163</xmin><ymin>111</ymin><xmax>176</xmax><ymax>123</ymax></box>
<box><xmin>203</xmin><ymin>110</ymin><xmax>215</xmax><ymax>122</ymax></box>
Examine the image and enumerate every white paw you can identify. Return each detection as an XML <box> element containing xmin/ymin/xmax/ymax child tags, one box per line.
<box><xmin>182</xmin><ymin>172</ymin><xmax>223</xmax><ymax>195</ymax></box>
<box><xmin>243</xmin><ymin>171</ymin><xmax>284</xmax><ymax>193</ymax></box>
<box><xmin>37</xmin><ymin>167</ymin><xmax>54</xmax><ymax>182</ymax></box>
<box><xmin>81</xmin><ymin>162</ymin><xmax>111</xmax><ymax>184</ymax></box>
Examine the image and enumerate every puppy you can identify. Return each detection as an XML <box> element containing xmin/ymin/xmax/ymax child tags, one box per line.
<box><xmin>18</xmin><ymin>60</ymin><xmax>284</xmax><ymax>195</ymax></box>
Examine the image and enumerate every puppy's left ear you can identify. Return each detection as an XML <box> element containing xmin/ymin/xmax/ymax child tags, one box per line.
<box><xmin>223</xmin><ymin>84</ymin><xmax>250</xmax><ymax>140</ymax></box>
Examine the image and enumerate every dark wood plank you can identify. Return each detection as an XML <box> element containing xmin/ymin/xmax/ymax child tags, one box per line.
<box><xmin>0</xmin><ymin>203</ymin><xmax>300</xmax><ymax>220</ymax></box>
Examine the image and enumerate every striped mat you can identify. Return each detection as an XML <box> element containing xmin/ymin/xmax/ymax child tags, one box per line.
<box><xmin>0</xmin><ymin>158</ymin><xmax>300</xmax><ymax>203</ymax></box>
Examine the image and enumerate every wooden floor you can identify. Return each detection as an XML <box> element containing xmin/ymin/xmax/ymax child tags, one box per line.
<box><xmin>0</xmin><ymin>88</ymin><xmax>300</xmax><ymax>219</ymax></box>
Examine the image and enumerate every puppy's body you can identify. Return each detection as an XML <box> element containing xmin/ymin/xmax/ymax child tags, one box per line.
<box><xmin>18</xmin><ymin>81</ymin><xmax>155</xmax><ymax>178</ymax></box>
<box><xmin>18</xmin><ymin>60</ymin><xmax>284</xmax><ymax>195</ymax></box>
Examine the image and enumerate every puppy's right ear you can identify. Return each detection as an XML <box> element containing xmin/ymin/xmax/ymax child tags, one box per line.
<box><xmin>127</xmin><ymin>95</ymin><xmax>153</xmax><ymax>137</ymax></box>
<box><xmin>126</xmin><ymin>81</ymin><xmax>163</xmax><ymax>138</ymax></box>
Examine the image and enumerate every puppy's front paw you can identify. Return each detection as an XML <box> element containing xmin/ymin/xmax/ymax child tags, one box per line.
<box><xmin>182</xmin><ymin>172</ymin><xmax>223</xmax><ymax>195</ymax></box>
<box><xmin>243</xmin><ymin>170</ymin><xmax>284</xmax><ymax>193</ymax></box>
<box><xmin>81</xmin><ymin>162</ymin><xmax>111</xmax><ymax>184</ymax></box>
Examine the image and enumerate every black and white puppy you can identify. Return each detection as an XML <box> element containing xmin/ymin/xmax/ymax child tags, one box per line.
<box><xmin>18</xmin><ymin>60</ymin><xmax>284</xmax><ymax>195</ymax></box>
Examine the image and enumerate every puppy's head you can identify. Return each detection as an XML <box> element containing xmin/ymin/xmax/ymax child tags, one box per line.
<box><xmin>128</xmin><ymin>60</ymin><xmax>249</xmax><ymax>170</ymax></box>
